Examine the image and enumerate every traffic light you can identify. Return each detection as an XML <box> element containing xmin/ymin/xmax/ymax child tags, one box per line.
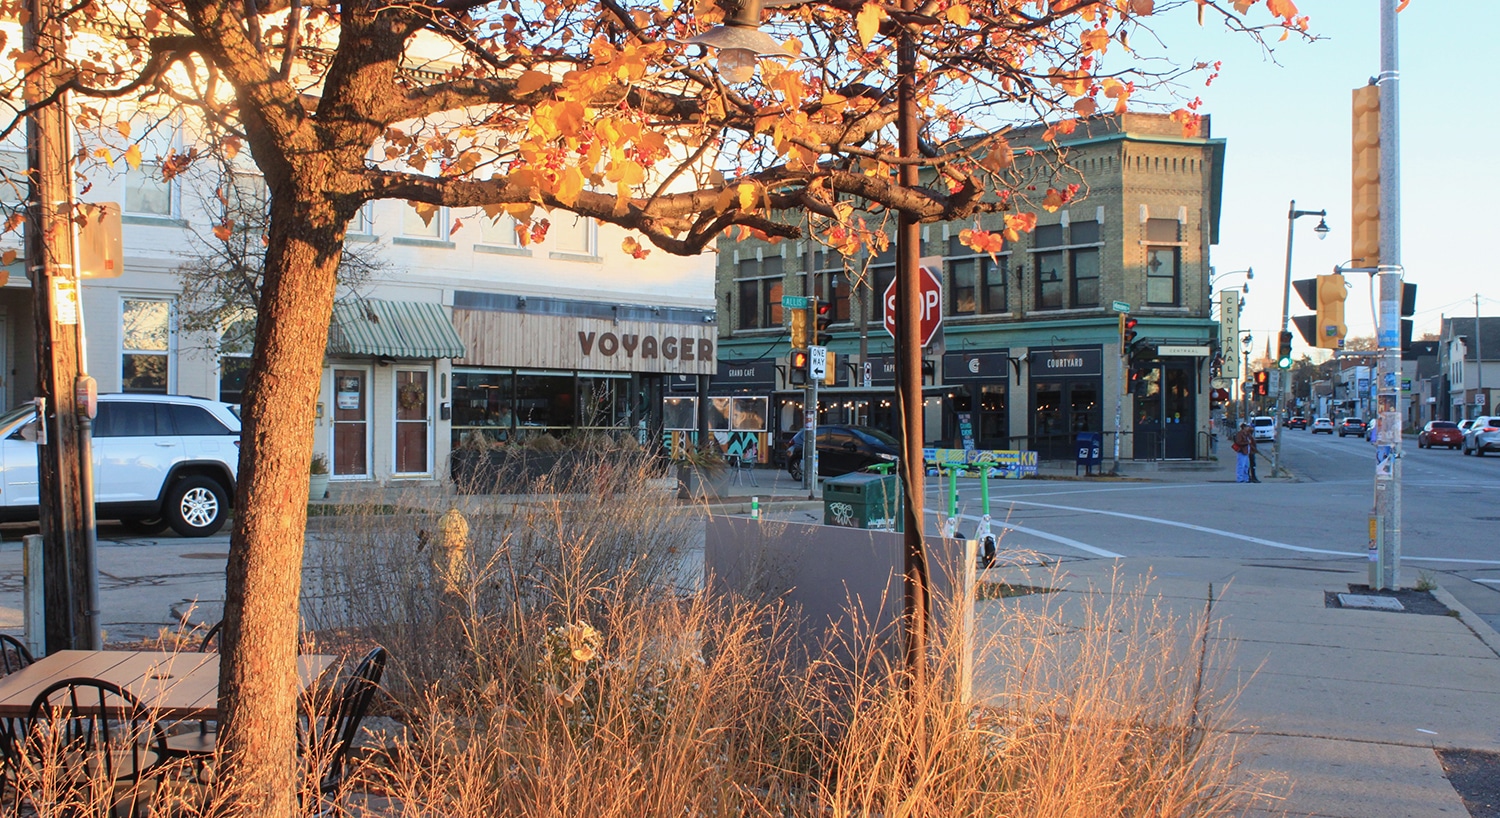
<box><xmin>823</xmin><ymin>350</ymin><xmax>837</xmax><ymax>386</ymax></box>
<box><xmin>1276</xmin><ymin>330</ymin><xmax>1293</xmax><ymax>370</ymax></box>
<box><xmin>814</xmin><ymin>300</ymin><xmax>833</xmax><ymax>346</ymax></box>
<box><xmin>1401</xmin><ymin>281</ymin><xmax>1417</xmax><ymax>354</ymax></box>
<box><xmin>1315</xmin><ymin>273</ymin><xmax>1348</xmax><ymax>350</ymax></box>
<box><xmin>1254</xmin><ymin>370</ymin><xmax>1268</xmax><ymax>397</ymax></box>
<box><xmin>789</xmin><ymin>349</ymin><xmax>809</xmax><ymax>386</ymax></box>
<box><xmin>1351</xmin><ymin>84</ymin><xmax>1381</xmax><ymax>268</ymax></box>
<box><xmin>1119</xmin><ymin>313</ymin><xmax>1138</xmax><ymax>356</ymax></box>
<box><xmin>789</xmin><ymin>306</ymin><xmax>808</xmax><ymax>349</ymax></box>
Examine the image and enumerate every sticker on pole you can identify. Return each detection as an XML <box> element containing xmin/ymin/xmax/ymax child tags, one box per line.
<box><xmin>52</xmin><ymin>279</ymin><xmax>79</xmax><ymax>325</ymax></box>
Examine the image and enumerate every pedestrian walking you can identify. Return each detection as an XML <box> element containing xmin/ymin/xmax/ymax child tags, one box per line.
<box><xmin>1233</xmin><ymin>422</ymin><xmax>1258</xmax><ymax>483</ymax></box>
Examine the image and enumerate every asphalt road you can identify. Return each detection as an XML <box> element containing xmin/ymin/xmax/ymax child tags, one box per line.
<box><xmin>932</xmin><ymin>429</ymin><xmax>1500</xmax><ymax>633</ymax></box>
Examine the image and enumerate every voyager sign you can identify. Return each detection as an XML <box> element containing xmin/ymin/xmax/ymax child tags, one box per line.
<box><xmin>578</xmin><ymin>331</ymin><xmax>713</xmax><ymax>363</ymax></box>
<box><xmin>450</xmin><ymin>309</ymin><xmax>717</xmax><ymax>374</ymax></box>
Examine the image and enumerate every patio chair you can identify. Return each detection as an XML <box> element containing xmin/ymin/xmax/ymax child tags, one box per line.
<box><xmin>24</xmin><ymin>677</ymin><xmax>170</xmax><ymax>818</ymax></box>
<box><xmin>303</xmin><ymin>646</ymin><xmax>388</xmax><ymax>805</ymax></box>
<box><xmin>0</xmin><ymin>635</ymin><xmax>32</xmax><ymax>677</ymax></box>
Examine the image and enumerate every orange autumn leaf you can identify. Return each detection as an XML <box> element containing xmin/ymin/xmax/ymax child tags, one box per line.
<box><xmin>621</xmin><ymin>236</ymin><xmax>651</xmax><ymax>259</ymax></box>
<box><xmin>945</xmin><ymin>3</ymin><xmax>970</xmax><ymax>26</ymax></box>
<box><xmin>1005</xmin><ymin>212</ymin><xmax>1037</xmax><ymax>234</ymax></box>
<box><xmin>2</xmin><ymin>249</ymin><xmax>16</xmax><ymax>265</ymax></box>
<box><xmin>1266</xmin><ymin>0</ymin><xmax>1297</xmax><ymax>19</ymax></box>
<box><xmin>1081</xmin><ymin>27</ymin><xmax>1111</xmax><ymax>55</ymax></box>
<box><xmin>123</xmin><ymin>144</ymin><xmax>142</xmax><ymax>170</ymax></box>
<box><xmin>1130</xmin><ymin>0</ymin><xmax>1154</xmax><ymax>14</ymax></box>
<box><xmin>856</xmin><ymin>3</ymin><xmax>885</xmax><ymax>47</ymax></box>
<box><xmin>1041</xmin><ymin>188</ymin><xmax>1064</xmax><ymax>212</ymax></box>
<box><xmin>212</xmin><ymin>221</ymin><xmax>234</xmax><ymax>241</ymax></box>
<box><xmin>737</xmin><ymin>182</ymin><xmax>757</xmax><ymax>212</ymax></box>
<box><xmin>515</xmin><ymin>70</ymin><xmax>552</xmax><ymax>95</ymax></box>
<box><xmin>1074</xmin><ymin>98</ymin><xmax>1098</xmax><ymax>116</ymax></box>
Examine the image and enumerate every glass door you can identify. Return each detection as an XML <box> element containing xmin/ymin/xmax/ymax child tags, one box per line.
<box><xmin>333</xmin><ymin>368</ymin><xmax>369</xmax><ymax>478</ymax></box>
<box><xmin>394</xmin><ymin>369</ymin><xmax>431</xmax><ymax>474</ymax></box>
<box><xmin>1162</xmin><ymin>362</ymin><xmax>1196</xmax><ymax>459</ymax></box>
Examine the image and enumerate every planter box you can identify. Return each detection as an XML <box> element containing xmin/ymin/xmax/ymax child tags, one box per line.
<box><xmin>676</xmin><ymin>463</ymin><xmax>731</xmax><ymax>502</ymax></box>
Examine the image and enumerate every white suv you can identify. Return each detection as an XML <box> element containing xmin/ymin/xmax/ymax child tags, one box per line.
<box><xmin>0</xmin><ymin>394</ymin><xmax>240</xmax><ymax>536</ymax></box>
<box><xmin>1250</xmin><ymin>416</ymin><xmax>1276</xmax><ymax>442</ymax></box>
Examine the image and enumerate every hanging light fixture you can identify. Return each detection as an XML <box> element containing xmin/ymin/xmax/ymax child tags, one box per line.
<box><xmin>685</xmin><ymin>0</ymin><xmax>793</xmax><ymax>83</ymax></box>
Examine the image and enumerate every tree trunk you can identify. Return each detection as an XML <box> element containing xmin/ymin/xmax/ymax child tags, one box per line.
<box><xmin>214</xmin><ymin>190</ymin><xmax>344</xmax><ymax>815</ymax></box>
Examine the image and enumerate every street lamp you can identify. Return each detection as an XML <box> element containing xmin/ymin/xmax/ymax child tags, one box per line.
<box><xmin>685</xmin><ymin>0</ymin><xmax>793</xmax><ymax>82</ymax></box>
<box><xmin>1272</xmin><ymin>201</ymin><xmax>1329</xmax><ymax>477</ymax></box>
<box><xmin>1241</xmin><ymin>332</ymin><xmax>1253</xmax><ymax>421</ymax></box>
<box><xmin>1210</xmin><ymin>266</ymin><xmax>1254</xmax><ymax>292</ymax></box>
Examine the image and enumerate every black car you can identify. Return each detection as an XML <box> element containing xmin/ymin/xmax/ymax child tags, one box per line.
<box><xmin>786</xmin><ymin>425</ymin><xmax>901</xmax><ymax>480</ymax></box>
<box><xmin>1285</xmin><ymin>416</ymin><xmax>1308</xmax><ymax>430</ymax></box>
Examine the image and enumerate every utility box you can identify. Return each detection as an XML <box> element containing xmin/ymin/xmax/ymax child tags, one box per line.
<box><xmin>823</xmin><ymin>472</ymin><xmax>903</xmax><ymax>532</ymax></box>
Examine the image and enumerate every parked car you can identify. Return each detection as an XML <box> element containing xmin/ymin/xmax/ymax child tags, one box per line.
<box><xmin>0</xmin><ymin>394</ymin><xmax>241</xmax><ymax>536</ymax></box>
<box><xmin>786</xmin><ymin>425</ymin><xmax>900</xmax><ymax>480</ymax></box>
<box><xmin>1311</xmin><ymin>417</ymin><xmax>1335</xmax><ymax>434</ymax></box>
<box><xmin>1338</xmin><ymin>417</ymin><xmax>1368</xmax><ymax>438</ymax></box>
<box><xmin>1417</xmin><ymin>420</ymin><xmax>1463</xmax><ymax>450</ymax></box>
<box><xmin>1457</xmin><ymin>419</ymin><xmax>1475</xmax><ymax>437</ymax></box>
<box><xmin>1285</xmin><ymin>416</ymin><xmax>1308</xmax><ymax>430</ymax></box>
<box><xmin>1250</xmin><ymin>416</ymin><xmax>1276</xmax><ymax>442</ymax></box>
<box><xmin>1461</xmin><ymin>416</ymin><xmax>1500</xmax><ymax>457</ymax></box>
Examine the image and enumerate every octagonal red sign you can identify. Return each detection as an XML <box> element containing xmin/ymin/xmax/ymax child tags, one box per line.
<box><xmin>883</xmin><ymin>261</ymin><xmax>943</xmax><ymax>348</ymax></box>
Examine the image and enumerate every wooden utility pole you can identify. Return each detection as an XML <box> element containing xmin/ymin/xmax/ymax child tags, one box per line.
<box><xmin>25</xmin><ymin>0</ymin><xmax>95</xmax><ymax>652</ymax></box>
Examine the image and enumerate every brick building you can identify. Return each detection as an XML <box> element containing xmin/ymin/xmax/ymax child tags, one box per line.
<box><xmin>711</xmin><ymin>112</ymin><xmax>1225</xmax><ymax>462</ymax></box>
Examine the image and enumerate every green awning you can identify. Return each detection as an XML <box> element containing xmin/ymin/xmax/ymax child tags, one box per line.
<box><xmin>327</xmin><ymin>299</ymin><xmax>466</xmax><ymax>359</ymax></box>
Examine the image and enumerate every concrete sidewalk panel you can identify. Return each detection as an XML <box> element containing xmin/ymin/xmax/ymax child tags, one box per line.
<box><xmin>1235</xmin><ymin>733</ymin><xmax>1470</xmax><ymax>818</ymax></box>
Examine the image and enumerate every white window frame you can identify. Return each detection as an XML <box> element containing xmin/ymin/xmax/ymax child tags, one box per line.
<box><xmin>119</xmin><ymin>297</ymin><xmax>176</xmax><ymax>393</ymax></box>
<box><xmin>477</xmin><ymin>209</ymin><xmax>521</xmax><ymax>248</ymax></box>
<box><xmin>121</xmin><ymin>125</ymin><xmax>182</xmax><ymax>219</ymax></box>
<box><xmin>401</xmin><ymin>204</ymin><xmax>446</xmax><ymax>239</ymax></box>
<box><xmin>547</xmin><ymin>212</ymin><xmax>595</xmax><ymax>257</ymax></box>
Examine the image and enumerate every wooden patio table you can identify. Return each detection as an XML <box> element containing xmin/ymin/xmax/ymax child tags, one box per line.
<box><xmin>0</xmin><ymin>650</ymin><xmax>339</xmax><ymax>720</ymax></box>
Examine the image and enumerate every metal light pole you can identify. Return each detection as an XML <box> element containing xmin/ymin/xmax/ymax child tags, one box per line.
<box><xmin>1371</xmin><ymin>0</ymin><xmax>1403</xmax><ymax>590</ymax></box>
<box><xmin>1241</xmin><ymin>333</ymin><xmax>1252</xmax><ymax>423</ymax></box>
<box><xmin>1272</xmin><ymin>201</ymin><xmax>1328</xmax><ymax>477</ymax></box>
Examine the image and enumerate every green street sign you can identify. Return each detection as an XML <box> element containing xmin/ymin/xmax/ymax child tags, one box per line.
<box><xmin>781</xmin><ymin>296</ymin><xmax>810</xmax><ymax>310</ymax></box>
<box><xmin>1112</xmin><ymin>300</ymin><xmax>1131</xmax><ymax>313</ymax></box>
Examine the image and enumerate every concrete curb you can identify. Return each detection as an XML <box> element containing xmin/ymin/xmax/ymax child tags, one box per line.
<box><xmin>1431</xmin><ymin>584</ymin><xmax>1500</xmax><ymax>659</ymax></box>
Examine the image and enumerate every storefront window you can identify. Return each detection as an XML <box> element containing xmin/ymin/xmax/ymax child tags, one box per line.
<box><xmin>579</xmin><ymin>375</ymin><xmax>630</xmax><ymax>429</ymax></box>
<box><xmin>663</xmin><ymin>397</ymin><xmax>697</xmax><ymax>430</ymax></box>
<box><xmin>514</xmin><ymin>373</ymin><xmax>574</xmax><ymax>432</ymax></box>
<box><xmin>732</xmin><ymin>397</ymin><xmax>767</xmax><ymax>431</ymax></box>
<box><xmin>452</xmin><ymin>370</ymin><xmax>515</xmax><ymax>446</ymax></box>
<box><xmin>707</xmin><ymin>397</ymin><xmax>732</xmax><ymax>430</ymax></box>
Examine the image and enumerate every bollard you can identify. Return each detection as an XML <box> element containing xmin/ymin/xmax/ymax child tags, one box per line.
<box><xmin>750</xmin><ymin>496</ymin><xmax>759</xmax><ymax>520</ymax></box>
<box><xmin>438</xmin><ymin>508</ymin><xmax>470</xmax><ymax>595</ymax></box>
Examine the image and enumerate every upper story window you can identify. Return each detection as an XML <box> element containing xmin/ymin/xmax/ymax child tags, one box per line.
<box><xmin>218</xmin><ymin>314</ymin><xmax>255</xmax><ymax>405</ymax></box>
<box><xmin>402</xmin><ymin>204</ymin><xmax>446</xmax><ymax>239</ymax></box>
<box><xmin>122</xmin><ymin>126</ymin><xmax>181</xmax><ymax>219</ymax></box>
<box><xmin>1144</xmin><ymin>218</ymin><xmax>1182</xmax><ymax>307</ymax></box>
<box><xmin>735</xmin><ymin>255</ymin><xmax>784</xmax><ymax>330</ymax></box>
<box><xmin>804</xmin><ymin>249</ymin><xmax>850</xmax><ymax>324</ymax></box>
<box><xmin>121</xmin><ymin>298</ymin><xmax>174</xmax><ymax>393</ymax></box>
<box><xmin>0</xmin><ymin>149</ymin><xmax>23</xmax><ymax>214</ymax></box>
<box><xmin>1032</xmin><ymin>220</ymin><xmax>1102</xmax><ymax>311</ymax></box>
<box><xmin>549</xmin><ymin>213</ymin><xmax>595</xmax><ymax>256</ymax></box>
<box><xmin>947</xmin><ymin>235</ymin><xmax>1008</xmax><ymax>316</ymax></box>
<box><xmin>347</xmin><ymin>202</ymin><xmax>375</xmax><ymax>236</ymax></box>
<box><xmin>478</xmin><ymin>211</ymin><xmax>521</xmax><ymax>247</ymax></box>
<box><xmin>224</xmin><ymin>170</ymin><xmax>268</xmax><ymax>230</ymax></box>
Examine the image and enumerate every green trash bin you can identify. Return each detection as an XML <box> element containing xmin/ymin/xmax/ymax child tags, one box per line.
<box><xmin>823</xmin><ymin>472</ymin><xmax>903</xmax><ymax>532</ymax></box>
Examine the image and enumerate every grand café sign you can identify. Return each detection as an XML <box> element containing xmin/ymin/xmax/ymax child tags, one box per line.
<box><xmin>452</xmin><ymin>309</ymin><xmax>716</xmax><ymax>374</ymax></box>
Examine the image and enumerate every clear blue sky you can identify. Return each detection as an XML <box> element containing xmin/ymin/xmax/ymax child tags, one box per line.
<box><xmin>1139</xmin><ymin>1</ymin><xmax>1493</xmax><ymax>355</ymax></box>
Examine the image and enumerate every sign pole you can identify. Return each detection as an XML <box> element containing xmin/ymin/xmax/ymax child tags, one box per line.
<box><xmin>1372</xmin><ymin>0</ymin><xmax>1403</xmax><ymax>590</ymax></box>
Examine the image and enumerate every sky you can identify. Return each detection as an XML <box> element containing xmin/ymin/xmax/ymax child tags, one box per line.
<box><xmin>1135</xmin><ymin>0</ymin><xmax>1494</xmax><ymax>359</ymax></box>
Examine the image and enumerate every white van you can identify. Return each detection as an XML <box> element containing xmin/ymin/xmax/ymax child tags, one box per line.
<box><xmin>1251</xmin><ymin>416</ymin><xmax>1276</xmax><ymax>442</ymax></box>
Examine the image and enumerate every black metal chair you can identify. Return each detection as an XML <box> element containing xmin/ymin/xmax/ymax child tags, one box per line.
<box><xmin>0</xmin><ymin>635</ymin><xmax>32</xmax><ymax>677</ymax></box>
<box><xmin>198</xmin><ymin>621</ymin><xmax>223</xmax><ymax>653</ymax></box>
<box><xmin>23</xmin><ymin>677</ymin><xmax>170</xmax><ymax>817</ymax></box>
<box><xmin>303</xmin><ymin>646</ymin><xmax>388</xmax><ymax>806</ymax></box>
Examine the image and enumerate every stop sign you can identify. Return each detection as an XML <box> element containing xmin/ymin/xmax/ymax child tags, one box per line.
<box><xmin>883</xmin><ymin>262</ymin><xmax>943</xmax><ymax>347</ymax></box>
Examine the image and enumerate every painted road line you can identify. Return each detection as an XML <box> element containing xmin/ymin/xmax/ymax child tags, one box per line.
<box><xmin>948</xmin><ymin>512</ymin><xmax>1124</xmax><ymax>559</ymax></box>
<box><xmin>1473</xmin><ymin>579</ymin><xmax>1500</xmax><ymax>585</ymax></box>
<box><xmin>995</xmin><ymin>498</ymin><xmax>1500</xmax><ymax>566</ymax></box>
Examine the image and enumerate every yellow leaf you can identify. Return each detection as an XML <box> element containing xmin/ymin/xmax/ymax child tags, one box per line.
<box><xmin>515</xmin><ymin>70</ymin><xmax>552</xmax><ymax>95</ymax></box>
<box><xmin>737</xmin><ymin>182</ymin><xmax>756</xmax><ymax>212</ymax></box>
<box><xmin>92</xmin><ymin>147</ymin><xmax>114</xmax><ymax>168</ymax></box>
<box><xmin>556</xmin><ymin>167</ymin><xmax>584</xmax><ymax>205</ymax></box>
<box><xmin>412</xmin><ymin>201</ymin><xmax>439</xmax><ymax>227</ymax></box>
<box><xmin>1041</xmin><ymin>188</ymin><xmax>1063</xmax><ymax>212</ymax></box>
<box><xmin>1074</xmin><ymin>98</ymin><xmax>1098</xmax><ymax>116</ymax></box>
<box><xmin>123</xmin><ymin>144</ymin><xmax>142</xmax><ymax>170</ymax></box>
<box><xmin>1266</xmin><ymin>0</ymin><xmax>1297</xmax><ymax>18</ymax></box>
<box><xmin>856</xmin><ymin>3</ymin><xmax>885</xmax><ymax>47</ymax></box>
<box><xmin>945</xmin><ymin>4</ymin><xmax>970</xmax><ymax>26</ymax></box>
<box><xmin>115</xmin><ymin>120</ymin><xmax>131</xmax><ymax>138</ymax></box>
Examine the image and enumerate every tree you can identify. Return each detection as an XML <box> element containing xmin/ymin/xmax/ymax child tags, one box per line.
<box><xmin>3</xmin><ymin>0</ymin><xmax>1309</xmax><ymax>811</ymax></box>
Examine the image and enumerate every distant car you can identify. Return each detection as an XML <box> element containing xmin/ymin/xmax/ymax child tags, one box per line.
<box><xmin>786</xmin><ymin>425</ymin><xmax>901</xmax><ymax>480</ymax></box>
<box><xmin>1417</xmin><ymin>421</ymin><xmax>1463</xmax><ymax>450</ymax></box>
<box><xmin>1285</xmin><ymin>416</ymin><xmax>1308</xmax><ymax>430</ymax></box>
<box><xmin>1250</xmin><ymin>416</ymin><xmax>1276</xmax><ymax>442</ymax></box>
<box><xmin>1311</xmin><ymin>417</ymin><xmax>1335</xmax><ymax>434</ymax></box>
<box><xmin>1338</xmin><ymin>417</ymin><xmax>1367</xmax><ymax>438</ymax></box>
<box><xmin>1461</xmin><ymin>416</ymin><xmax>1500</xmax><ymax>457</ymax></box>
<box><xmin>1457</xmin><ymin>419</ymin><xmax>1475</xmax><ymax>437</ymax></box>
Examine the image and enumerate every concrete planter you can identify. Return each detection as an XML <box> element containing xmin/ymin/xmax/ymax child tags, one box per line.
<box><xmin>676</xmin><ymin>462</ymin><xmax>731</xmax><ymax>502</ymax></box>
<box><xmin>308</xmin><ymin>472</ymin><xmax>330</xmax><ymax>501</ymax></box>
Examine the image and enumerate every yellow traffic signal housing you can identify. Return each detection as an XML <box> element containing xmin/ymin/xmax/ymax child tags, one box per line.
<box><xmin>1315</xmin><ymin>273</ymin><xmax>1348</xmax><ymax>350</ymax></box>
<box><xmin>823</xmin><ymin>351</ymin><xmax>837</xmax><ymax>386</ymax></box>
<box><xmin>789</xmin><ymin>308</ymin><xmax>808</xmax><ymax>349</ymax></box>
<box><xmin>1351</xmin><ymin>85</ymin><xmax>1381</xmax><ymax>268</ymax></box>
